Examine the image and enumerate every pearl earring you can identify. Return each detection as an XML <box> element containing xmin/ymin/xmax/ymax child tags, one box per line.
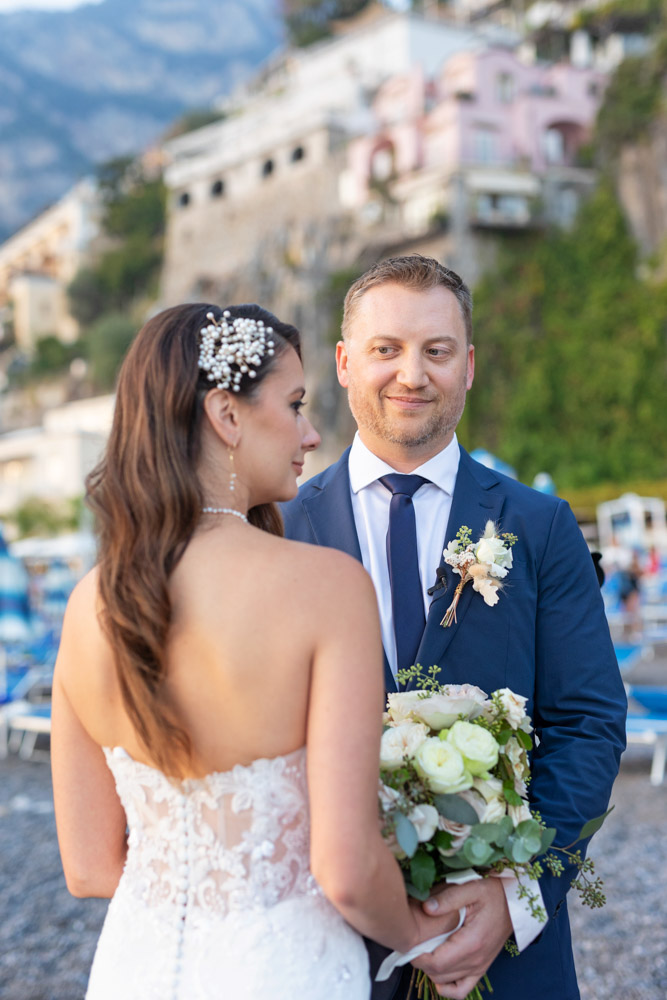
<box><xmin>229</xmin><ymin>448</ymin><xmax>237</xmax><ymax>493</ymax></box>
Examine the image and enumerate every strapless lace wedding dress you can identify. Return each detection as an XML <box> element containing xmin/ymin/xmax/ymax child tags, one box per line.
<box><xmin>86</xmin><ymin>746</ymin><xmax>370</xmax><ymax>1000</ymax></box>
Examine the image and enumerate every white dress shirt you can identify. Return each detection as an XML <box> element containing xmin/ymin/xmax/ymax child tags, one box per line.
<box><xmin>347</xmin><ymin>430</ymin><xmax>545</xmax><ymax>951</ymax></box>
<box><xmin>348</xmin><ymin>431</ymin><xmax>460</xmax><ymax>680</ymax></box>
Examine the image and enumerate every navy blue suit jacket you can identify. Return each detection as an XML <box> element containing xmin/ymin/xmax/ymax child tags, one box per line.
<box><xmin>282</xmin><ymin>445</ymin><xmax>627</xmax><ymax>1000</ymax></box>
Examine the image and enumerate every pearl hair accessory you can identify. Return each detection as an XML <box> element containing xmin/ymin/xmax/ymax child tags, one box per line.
<box><xmin>199</xmin><ymin>310</ymin><xmax>275</xmax><ymax>392</ymax></box>
<box><xmin>201</xmin><ymin>507</ymin><xmax>248</xmax><ymax>523</ymax></box>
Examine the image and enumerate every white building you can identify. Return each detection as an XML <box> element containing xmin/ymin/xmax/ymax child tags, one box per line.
<box><xmin>0</xmin><ymin>394</ymin><xmax>114</xmax><ymax>515</ymax></box>
<box><xmin>0</xmin><ymin>179</ymin><xmax>104</xmax><ymax>353</ymax></box>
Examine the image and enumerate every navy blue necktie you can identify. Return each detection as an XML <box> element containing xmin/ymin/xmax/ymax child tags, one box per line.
<box><xmin>379</xmin><ymin>474</ymin><xmax>430</xmax><ymax>676</ymax></box>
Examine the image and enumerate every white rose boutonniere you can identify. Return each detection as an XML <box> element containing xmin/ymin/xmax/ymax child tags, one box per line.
<box><xmin>440</xmin><ymin>522</ymin><xmax>518</xmax><ymax>627</ymax></box>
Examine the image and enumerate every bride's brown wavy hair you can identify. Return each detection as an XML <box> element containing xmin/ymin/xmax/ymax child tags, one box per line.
<box><xmin>86</xmin><ymin>302</ymin><xmax>302</xmax><ymax>777</ymax></box>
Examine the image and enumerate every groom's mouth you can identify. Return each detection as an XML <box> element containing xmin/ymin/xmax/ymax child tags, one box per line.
<box><xmin>385</xmin><ymin>395</ymin><xmax>433</xmax><ymax>410</ymax></box>
<box><xmin>292</xmin><ymin>461</ymin><xmax>304</xmax><ymax>475</ymax></box>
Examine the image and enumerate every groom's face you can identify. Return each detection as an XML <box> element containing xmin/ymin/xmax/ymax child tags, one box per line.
<box><xmin>336</xmin><ymin>282</ymin><xmax>474</xmax><ymax>469</ymax></box>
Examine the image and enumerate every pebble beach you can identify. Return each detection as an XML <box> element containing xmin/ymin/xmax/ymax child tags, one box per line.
<box><xmin>1</xmin><ymin>654</ymin><xmax>665</xmax><ymax>1000</ymax></box>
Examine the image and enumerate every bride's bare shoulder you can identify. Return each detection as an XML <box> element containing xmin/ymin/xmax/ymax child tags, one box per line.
<box><xmin>270</xmin><ymin>534</ymin><xmax>375</xmax><ymax>602</ymax></box>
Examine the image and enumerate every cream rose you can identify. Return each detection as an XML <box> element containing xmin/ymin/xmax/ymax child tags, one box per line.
<box><xmin>412</xmin><ymin>689</ymin><xmax>487</xmax><ymax>730</ymax></box>
<box><xmin>385</xmin><ymin>691</ymin><xmax>429</xmax><ymax>725</ymax></box>
<box><xmin>378</xmin><ymin>781</ymin><xmax>401</xmax><ymax>813</ymax></box>
<box><xmin>473</xmin><ymin>777</ymin><xmax>506</xmax><ymax>823</ymax></box>
<box><xmin>495</xmin><ymin>688</ymin><xmax>529</xmax><ymax>730</ymax></box>
<box><xmin>446</xmin><ymin>721</ymin><xmax>499</xmax><ymax>776</ymax></box>
<box><xmin>508</xmin><ymin>801</ymin><xmax>533</xmax><ymax>827</ymax></box>
<box><xmin>415</xmin><ymin>737</ymin><xmax>472</xmax><ymax>794</ymax></box>
<box><xmin>409</xmin><ymin>804</ymin><xmax>440</xmax><ymax>843</ymax></box>
<box><xmin>503</xmin><ymin>736</ymin><xmax>529</xmax><ymax>781</ymax></box>
<box><xmin>475</xmin><ymin>525</ymin><xmax>513</xmax><ymax>579</ymax></box>
<box><xmin>380</xmin><ymin>722</ymin><xmax>429</xmax><ymax>769</ymax></box>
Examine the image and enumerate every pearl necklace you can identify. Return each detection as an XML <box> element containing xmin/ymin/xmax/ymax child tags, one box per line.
<box><xmin>201</xmin><ymin>507</ymin><xmax>249</xmax><ymax>523</ymax></box>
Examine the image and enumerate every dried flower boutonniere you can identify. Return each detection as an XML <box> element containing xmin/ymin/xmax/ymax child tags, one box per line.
<box><xmin>440</xmin><ymin>521</ymin><xmax>518</xmax><ymax>627</ymax></box>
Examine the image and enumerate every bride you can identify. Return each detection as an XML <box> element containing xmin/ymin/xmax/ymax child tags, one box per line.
<box><xmin>51</xmin><ymin>303</ymin><xmax>451</xmax><ymax>999</ymax></box>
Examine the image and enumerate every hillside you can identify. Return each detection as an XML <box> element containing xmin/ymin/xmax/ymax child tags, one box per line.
<box><xmin>0</xmin><ymin>0</ymin><xmax>283</xmax><ymax>240</ymax></box>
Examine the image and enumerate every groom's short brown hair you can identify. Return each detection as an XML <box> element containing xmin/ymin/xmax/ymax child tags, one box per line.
<box><xmin>341</xmin><ymin>254</ymin><xmax>473</xmax><ymax>344</ymax></box>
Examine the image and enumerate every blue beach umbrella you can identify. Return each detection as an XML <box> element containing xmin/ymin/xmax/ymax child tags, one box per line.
<box><xmin>40</xmin><ymin>557</ymin><xmax>75</xmax><ymax>627</ymax></box>
<box><xmin>469</xmin><ymin>448</ymin><xmax>518</xmax><ymax>480</ymax></box>
<box><xmin>0</xmin><ymin>529</ymin><xmax>32</xmax><ymax>643</ymax></box>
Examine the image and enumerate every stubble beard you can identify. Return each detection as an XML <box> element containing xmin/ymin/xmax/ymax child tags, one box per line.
<box><xmin>347</xmin><ymin>380</ymin><xmax>468</xmax><ymax>451</ymax></box>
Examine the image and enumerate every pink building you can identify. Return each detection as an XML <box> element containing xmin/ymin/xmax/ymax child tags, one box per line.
<box><xmin>341</xmin><ymin>47</ymin><xmax>606</xmax><ymax>235</ymax></box>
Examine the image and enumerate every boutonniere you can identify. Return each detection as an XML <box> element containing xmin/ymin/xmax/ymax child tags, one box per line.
<box><xmin>440</xmin><ymin>521</ymin><xmax>518</xmax><ymax>627</ymax></box>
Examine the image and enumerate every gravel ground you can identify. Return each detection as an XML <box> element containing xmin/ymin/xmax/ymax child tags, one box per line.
<box><xmin>1</xmin><ymin>655</ymin><xmax>665</xmax><ymax>1000</ymax></box>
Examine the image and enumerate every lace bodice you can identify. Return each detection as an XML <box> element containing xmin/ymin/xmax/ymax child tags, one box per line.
<box><xmin>87</xmin><ymin>747</ymin><xmax>370</xmax><ymax>1000</ymax></box>
<box><xmin>104</xmin><ymin>745</ymin><xmax>320</xmax><ymax>917</ymax></box>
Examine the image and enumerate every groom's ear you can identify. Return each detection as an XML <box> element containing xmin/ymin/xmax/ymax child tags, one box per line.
<box><xmin>336</xmin><ymin>340</ymin><xmax>350</xmax><ymax>388</ymax></box>
<box><xmin>202</xmin><ymin>388</ymin><xmax>241</xmax><ymax>448</ymax></box>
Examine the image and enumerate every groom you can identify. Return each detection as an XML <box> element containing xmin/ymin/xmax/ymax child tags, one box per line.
<box><xmin>282</xmin><ymin>254</ymin><xmax>626</xmax><ymax>1000</ymax></box>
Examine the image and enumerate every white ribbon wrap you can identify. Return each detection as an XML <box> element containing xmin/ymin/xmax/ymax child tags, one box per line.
<box><xmin>374</xmin><ymin>906</ymin><xmax>467</xmax><ymax>982</ymax></box>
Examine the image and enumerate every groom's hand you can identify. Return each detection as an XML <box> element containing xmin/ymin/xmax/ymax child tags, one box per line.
<box><xmin>412</xmin><ymin>879</ymin><xmax>512</xmax><ymax>999</ymax></box>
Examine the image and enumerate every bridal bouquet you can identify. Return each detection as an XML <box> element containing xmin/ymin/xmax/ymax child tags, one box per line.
<box><xmin>378</xmin><ymin>666</ymin><xmax>609</xmax><ymax>1000</ymax></box>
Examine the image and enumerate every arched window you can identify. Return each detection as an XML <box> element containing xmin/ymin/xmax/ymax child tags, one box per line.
<box><xmin>178</xmin><ymin>191</ymin><xmax>190</xmax><ymax>208</ymax></box>
<box><xmin>211</xmin><ymin>179</ymin><xmax>225</xmax><ymax>197</ymax></box>
<box><xmin>291</xmin><ymin>146</ymin><xmax>305</xmax><ymax>163</ymax></box>
<box><xmin>262</xmin><ymin>159</ymin><xmax>275</xmax><ymax>178</ymax></box>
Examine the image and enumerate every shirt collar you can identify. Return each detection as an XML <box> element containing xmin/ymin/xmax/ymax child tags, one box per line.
<box><xmin>348</xmin><ymin>432</ymin><xmax>460</xmax><ymax>495</ymax></box>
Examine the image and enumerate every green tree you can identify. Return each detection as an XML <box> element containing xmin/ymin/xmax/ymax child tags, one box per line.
<box><xmin>67</xmin><ymin>160</ymin><xmax>167</xmax><ymax>327</ymax></box>
<box><xmin>282</xmin><ymin>0</ymin><xmax>371</xmax><ymax>46</ymax></box>
<box><xmin>13</xmin><ymin>496</ymin><xmax>81</xmax><ymax>538</ymax></box>
<box><xmin>466</xmin><ymin>183</ymin><xmax>667</xmax><ymax>488</ymax></box>
<box><xmin>86</xmin><ymin>313</ymin><xmax>137</xmax><ymax>390</ymax></box>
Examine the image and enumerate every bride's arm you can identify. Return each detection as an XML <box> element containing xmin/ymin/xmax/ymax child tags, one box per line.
<box><xmin>51</xmin><ymin>586</ymin><xmax>128</xmax><ymax>898</ymax></box>
<box><xmin>306</xmin><ymin>551</ymin><xmax>452</xmax><ymax>953</ymax></box>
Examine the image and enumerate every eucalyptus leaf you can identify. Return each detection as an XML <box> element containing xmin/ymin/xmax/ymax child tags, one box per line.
<box><xmin>507</xmin><ymin>836</ymin><xmax>534</xmax><ymax>864</ymax></box>
<box><xmin>540</xmin><ymin>827</ymin><xmax>557</xmax><ymax>853</ymax></box>
<box><xmin>395</xmin><ymin>813</ymin><xmax>418</xmax><ymax>858</ymax></box>
<box><xmin>439</xmin><ymin>852</ymin><xmax>478</xmax><ymax>870</ymax></box>
<box><xmin>516</xmin><ymin>819</ymin><xmax>542</xmax><ymax>839</ymax></box>
<box><xmin>495</xmin><ymin>816</ymin><xmax>514</xmax><ymax>844</ymax></box>
<box><xmin>463</xmin><ymin>836</ymin><xmax>494</xmax><ymax>866</ymax></box>
<box><xmin>433</xmin><ymin>794</ymin><xmax>480</xmax><ymax>826</ymax></box>
<box><xmin>496</xmin><ymin>728</ymin><xmax>512</xmax><ymax>745</ymax></box>
<box><xmin>576</xmin><ymin>806</ymin><xmax>615</xmax><ymax>843</ymax></box>
<box><xmin>410</xmin><ymin>850</ymin><xmax>437</xmax><ymax>893</ymax></box>
<box><xmin>471</xmin><ymin>823</ymin><xmax>505</xmax><ymax>844</ymax></box>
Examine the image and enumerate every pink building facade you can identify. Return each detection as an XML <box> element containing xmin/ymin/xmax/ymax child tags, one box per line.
<box><xmin>342</xmin><ymin>47</ymin><xmax>606</xmax><ymax>235</ymax></box>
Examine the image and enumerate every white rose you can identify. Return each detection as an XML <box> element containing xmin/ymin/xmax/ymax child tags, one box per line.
<box><xmin>475</xmin><ymin>536</ymin><xmax>512</xmax><ymax>577</ymax></box>
<box><xmin>446</xmin><ymin>721</ymin><xmax>499</xmax><ymax>776</ymax></box>
<box><xmin>503</xmin><ymin>736</ymin><xmax>529</xmax><ymax>781</ymax></box>
<box><xmin>508</xmin><ymin>801</ymin><xmax>533</xmax><ymax>827</ymax></box>
<box><xmin>495</xmin><ymin>688</ymin><xmax>529</xmax><ymax>730</ymax></box>
<box><xmin>380</xmin><ymin>722</ymin><xmax>429</xmax><ymax>769</ymax></box>
<box><xmin>415</xmin><ymin>737</ymin><xmax>473</xmax><ymax>794</ymax></box>
<box><xmin>473</xmin><ymin>778</ymin><xmax>507</xmax><ymax>823</ymax></box>
<box><xmin>411</xmin><ymin>689</ymin><xmax>487</xmax><ymax>730</ymax></box>
<box><xmin>378</xmin><ymin>781</ymin><xmax>401</xmax><ymax>813</ymax></box>
<box><xmin>409</xmin><ymin>804</ymin><xmax>439</xmax><ymax>843</ymax></box>
<box><xmin>386</xmin><ymin>691</ymin><xmax>428</xmax><ymax>725</ymax></box>
<box><xmin>481</xmin><ymin>796</ymin><xmax>507</xmax><ymax>824</ymax></box>
<box><xmin>473</xmin><ymin>776</ymin><xmax>504</xmax><ymax>801</ymax></box>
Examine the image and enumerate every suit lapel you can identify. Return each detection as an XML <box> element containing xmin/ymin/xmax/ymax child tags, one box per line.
<box><xmin>300</xmin><ymin>448</ymin><xmax>362</xmax><ymax>561</ymax></box>
<box><xmin>300</xmin><ymin>449</ymin><xmax>397</xmax><ymax>692</ymax></box>
<box><xmin>414</xmin><ymin>448</ymin><xmax>506</xmax><ymax>679</ymax></box>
